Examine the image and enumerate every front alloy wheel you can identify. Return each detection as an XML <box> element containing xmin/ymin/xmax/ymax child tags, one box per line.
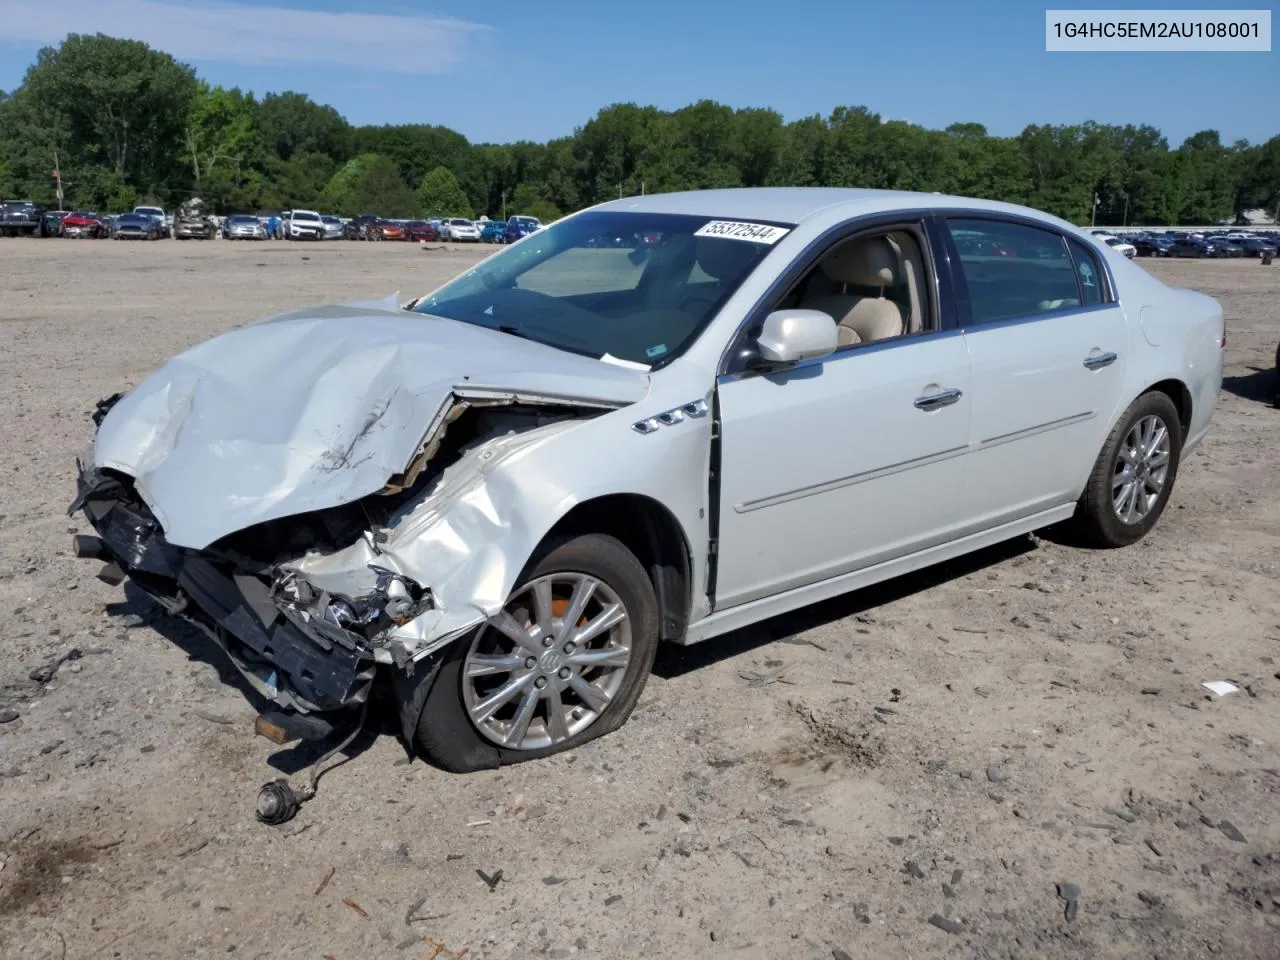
<box><xmin>463</xmin><ymin>573</ymin><xmax>631</xmax><ymax>750</ymax></box>
<box><xmin>413</xmin><ymin>533</ymin><xmax>659</xmax><ymax>772</ymax></box>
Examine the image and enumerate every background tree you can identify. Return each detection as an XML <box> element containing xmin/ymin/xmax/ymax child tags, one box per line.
<box><xmin>322</xmin><ymin>153</ymin><xmax>418</xmax><ymax>216</ymax></box>
<box><xmin>0</xmin><ymin>32</ymin><xmax>1275</xmax><ymax>224</ymax></box>
<box><xmin>417</xmin><ymin>166</ymin><xmax>472</xmax><ymax>217</ymax></box>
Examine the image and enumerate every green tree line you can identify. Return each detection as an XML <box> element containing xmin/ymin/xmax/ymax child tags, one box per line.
<box><xmin>2</xmin><ymin>34</ymin><xmax>1277</xmax><ymax>225</ymax></box>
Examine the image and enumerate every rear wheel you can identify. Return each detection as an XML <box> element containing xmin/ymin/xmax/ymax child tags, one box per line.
<box><xmin>414</xmin><ymin>533</ymin><xmax>659</xmax><ymax>772</ymax></box>
<box><xmin>1072</xmin><ymin>391</ymin><xmax>1182</xmax><ymax>547</ymax></box>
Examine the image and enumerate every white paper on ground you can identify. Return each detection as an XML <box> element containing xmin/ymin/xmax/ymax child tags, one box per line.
<box><xmin>1201</xmin><ymin>680</ymin><xmax>1239</xmax><ymax>697</ymax></box>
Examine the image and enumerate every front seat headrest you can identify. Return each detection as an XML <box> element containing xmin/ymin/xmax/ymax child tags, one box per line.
<box><xmin>820</xmin><ymin>237</ymin><xmax>898</xmax><ymax>287</ymax></box>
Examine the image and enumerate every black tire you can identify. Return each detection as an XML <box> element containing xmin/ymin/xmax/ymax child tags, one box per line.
<box><xmin>1072</xmin><ymin>391</ymin><xmax>1183</xmax><ymax>547</ymax></box>
<box><xmin>414</xmin><ymin>533</ymin><xmax>659</xmax><ymax>772</ymax></box>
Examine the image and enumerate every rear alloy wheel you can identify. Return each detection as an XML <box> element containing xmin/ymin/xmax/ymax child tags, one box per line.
<box><xmin>414</xmin><ymin>533</ymin><xmax>659</xmax><ymax>772</ymax></box>
<box><xmin>1072</xmin><ymin>391</ymin><xmax>1182</xmax><ymax>547</ymax></box>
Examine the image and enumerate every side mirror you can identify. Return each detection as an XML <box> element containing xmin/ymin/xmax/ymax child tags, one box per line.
<box><xmin>754</xmin><ymin>309</ymin><xmax>838</xmax><ymax>366</ymax></box>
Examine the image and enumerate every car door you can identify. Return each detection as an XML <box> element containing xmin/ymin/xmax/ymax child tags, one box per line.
<box><xmin>712</xmin><ymin>222</ymin><xmax>973</xmax><ymax>611</ymax></box>
<box><xmin>944</xmin><ymin>217</ymin><xmax>1128</xmax><ymax>526</ymax></box>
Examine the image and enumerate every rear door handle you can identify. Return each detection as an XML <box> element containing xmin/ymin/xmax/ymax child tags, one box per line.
<box><xmin>914</xmin><ymin>388</ymin><xmax>963</xmax><ymax>411</ymax></box>
<box><xmin>1083</xmin><ymin>351</ymin><xmax>1118</xmax><ymax>370</ymax></box>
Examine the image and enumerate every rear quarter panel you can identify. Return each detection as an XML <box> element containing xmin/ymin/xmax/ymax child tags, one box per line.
<box><xmin>1103</xmin><ymin>250</ymin><xmax>1223</xmax><ymax>454</ymax></box>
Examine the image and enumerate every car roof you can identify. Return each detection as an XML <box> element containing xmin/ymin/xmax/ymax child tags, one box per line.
<box><xmin>591</xmin><ymin>187</ymin><xmax>1081</xmax><ymax>232</ymax></box>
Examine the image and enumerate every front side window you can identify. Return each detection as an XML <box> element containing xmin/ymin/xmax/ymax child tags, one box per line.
<box><xmin>947</xmin><ymin>218</ymin><xmax>1081</xmax><ymax>325</ymax></box>
<box><xmin>413</xmin><ymin>211</ymin><xmax>784</xmax><ymax>365</ymax></box>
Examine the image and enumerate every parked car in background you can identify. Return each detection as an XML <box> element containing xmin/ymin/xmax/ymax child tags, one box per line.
<box><xmin>71</xmin><ymin>187</ymin><xmax>1223</xmax><ymax>774</ymax></box>
<box><xmin>344</xmin><ymin>214</ymin><xmax>381</xmax><ymax>240</ymax></box>
<box><xmin>285</xmin><ymin>209</ymin><xmax>325</xmax><ymax>240</ymax></box>
<box><xmin>503</xmin><ymin>215</ymin><xmax>543</xmax><ymax>243</ymax></box>
<box><xmin>1103</xmin><ymin>236</ymin><xmax>1136</xmax><ymax>258</ymax></box>
<box><xmin>132</xmin><ymin>206</ymin><xmax>167</xmax><ymax>236</ymax></box>
<box><xmin>60</xmin><ymin>211</ymin><xmax>109</xmax><ymax>239</ymax></box>
<box><xmin>173</xmin><ymin>198</ymin><xmax>218</xmax><ymax>240</ymax></box>
<box><xmin>1239</xmin><ymin>237</ymin><xmax>1277</xmax><ymax>258</ymax></box>
<box><xmin>113</xmin><ymin>212</ymin><xmax>167</xmax><ymax>240</ymax></box>
<box><xmin>1208</xmin><ymin>238</ymin><xmax>1245</xmax><ymax>258</ymax></box>
<box><xmin>481</xmin><ymin>219</ymin><xmax>507</xmax><ymax>243</ymax></box>
<box><xmin>368</xmin><ymin>219</ymin><xmax>407</xmax><ymax>241</ymax></box>
<box><xmin>405</xmin><ymin>220</ymin><xmax>440</xmax><ymax>242</ymax></box>
<box><xmin>1133</xmin><ymin>236</ymin><xmax>1174</xmax><ymax>257</ymax></box>
<box><xmin>321</xmin><ymin>215</ymin><xmax>346</xmax><ymax>240</ymax></box>
<box><xmin>0</xmin><ymin>200</ymin><xmax>47</xmax><ymax>236</ymax></box>
<box><xmin>1170</xmin><ymin>238</ymin><xmax>1213</xmax><ymax>258</ymax></box>
<box><xmin>222</xmin><ymin>214</ymin><xmax>268</xmax><ymax>240</ymax></box>
<box><xmin>41</xmin><ymin>209</ymin><xmax>71</xmax><ymax>236</ymax></box>
<box><xmin>440</xmin><ymin>218</ymin><xmax>481</xmax><ymax>242</ymax></box>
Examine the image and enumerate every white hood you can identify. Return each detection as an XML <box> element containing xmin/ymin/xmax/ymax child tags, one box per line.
<box><xmin>93</xmin><ymin>302</ymin><xmax>649</xmax><ymax>549</ymax></box>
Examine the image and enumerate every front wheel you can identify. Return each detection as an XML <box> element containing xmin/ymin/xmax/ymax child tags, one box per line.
<box><xmin>1072</xmin><ymin>391</ymin><xmax>1182</xmax><ymax>547</ymax></box>
<box><xmin>414</xmin><ymin>533</ymin><xmax>659</xmax><ymax>772</ymax></box>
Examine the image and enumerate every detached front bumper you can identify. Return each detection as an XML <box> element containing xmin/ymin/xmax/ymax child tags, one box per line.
<box><xmin>71</xmin><ymin>463</ymin><xmax>376</xmax><ymax>720</ymax></box>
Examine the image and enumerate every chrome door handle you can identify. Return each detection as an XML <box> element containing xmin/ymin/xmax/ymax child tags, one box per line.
<box><xmin>914</xmin><ymin>388</ymin><xmax>963</xmax><ymax>411</ymax></box>
<box><xmin>1083</xmin><ymin>352</ymin><xmax>1118</xmax><ymax>370</ymax></box>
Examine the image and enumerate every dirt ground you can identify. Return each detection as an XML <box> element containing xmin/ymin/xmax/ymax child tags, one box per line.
<box><xmin>0</xmin><ymin>238</ymin><xmax>1277</xmax><ymax>960</ymax></box>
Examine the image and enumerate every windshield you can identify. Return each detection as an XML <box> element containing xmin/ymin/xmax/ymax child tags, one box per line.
<box><xmin>450</xmin><ymin>219</ymin><xmax>471</xmax><ymax>226</ymax></box>
<box><xmin>292</xmin><ymin>211</ymin><xmax>320</xmax><ymax>221</ymax></box>
<box><xmin>412</xmin><ymin>211</ymin><xmax>785</xmax><ymax>366</ymax></box>
<box><xmin>135</xmin><ymin>207</ymin><xmax>163</xmax><ymax>216</ymax></box>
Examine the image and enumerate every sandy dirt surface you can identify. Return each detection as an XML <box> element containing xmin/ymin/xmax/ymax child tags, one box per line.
<box><xmin>1</xmin><ymin>238</ymin><xmax>1277</xmax><ymax>959</ymax></box>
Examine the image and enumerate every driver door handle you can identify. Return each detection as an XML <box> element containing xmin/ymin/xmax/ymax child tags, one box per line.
<box><xmin>914</xmin><ymin>388</ymin><xmax>963</xmax><ymax>411</ymax></box>
<box><xmin>1083</xmin><ymin>351</ymin><xmax>1118</xmax><ymax>370</ymax></box>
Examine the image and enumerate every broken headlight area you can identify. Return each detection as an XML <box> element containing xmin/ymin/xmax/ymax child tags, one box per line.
<box><xmin>270</xmin><ymin>566</ymin><xmax>433</xmax><ymax>663</ymax></box>
<box><xmin>70</xmin><ymin>463</ymin><xmax>408</xmax><ymax>717</ymax></box>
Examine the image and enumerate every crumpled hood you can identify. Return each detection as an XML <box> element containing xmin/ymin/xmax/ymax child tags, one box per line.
<box><xmin>93</xmin><ymin>302</ymin><xmax>649</xmax><ymax>549</ymax></box>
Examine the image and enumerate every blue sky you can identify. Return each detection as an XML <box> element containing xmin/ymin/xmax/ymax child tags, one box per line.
<box><xmin>1</xmin><ymin>0</ymin><xmax>1275</xmax><ymax>146</ymax></box>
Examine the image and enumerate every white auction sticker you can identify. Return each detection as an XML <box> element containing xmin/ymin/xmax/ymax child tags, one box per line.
<box><xmin>694</xmin><ymin>220</ymin><xmax>790</xmax><ymax>244</ymax></box>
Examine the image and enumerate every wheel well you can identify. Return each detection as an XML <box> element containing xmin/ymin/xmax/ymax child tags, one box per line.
<box><xmin>545</xmin><ymin>495</ymin><xmax>692</xmax><ymax>643</ymax></box>
<box><xmin>1143</xmin><ymin>379</ymin><xmax>1192</xmax><ymax>438</ymax></box>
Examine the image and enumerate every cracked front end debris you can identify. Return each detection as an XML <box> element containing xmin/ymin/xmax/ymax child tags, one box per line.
<box><xmin>70</xmin><ymin>299</ymin><xmax>650</xmax><ymax>730</ymax></box>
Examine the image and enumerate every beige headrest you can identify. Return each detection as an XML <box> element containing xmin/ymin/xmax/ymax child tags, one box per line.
<box><xmin>820</xmin><ymin>237</ymin><xmax>897</xmax><ymax>287</ymax></box>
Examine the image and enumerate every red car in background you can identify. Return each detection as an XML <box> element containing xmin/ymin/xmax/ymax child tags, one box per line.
<box><xmin>60</xmin><ymin>211</ymin><xmax>108</xmax><ymax>238</ymax></box>
<box><xmin>368</xmin><ymin>220</ymin><xmax>407</xmax><ymax>241</ymax></box>
<box><xmin>405</xmin><ymin>220</ymin><xmax>440</xmax><ymax>242</ymax></box>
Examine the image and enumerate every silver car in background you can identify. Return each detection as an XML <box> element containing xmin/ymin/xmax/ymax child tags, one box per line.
<box><xmin>222</xmin><ymin>214</ymin><xmax>267</xmax><ymax>240</ymax></box>
<box><xmin>71</xmin><ymin>188</ymin><xmax>1223</xmax><ymax>776</ymax></box>
<box><xmin>321</xmin><ymin>215</ymin><xmax>345</xmax><ymax>240</ymax></box>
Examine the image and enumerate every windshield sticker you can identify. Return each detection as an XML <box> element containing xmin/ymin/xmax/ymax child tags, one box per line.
<box><xmin>645</xmin><ymin>344</ymin><xmax>668</xmax><ymax>359</ymax></box>
<box><xmin>693</xmin><ymin>220</ymin><xmax>790</xmax><ymax>244</ymax></box>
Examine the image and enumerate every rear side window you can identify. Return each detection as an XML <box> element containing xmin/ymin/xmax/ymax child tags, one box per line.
<box><xmin>947</xmin><ymin>218</ymin><xmax>1081</xmax><ymax>325</ymax></box>
<box><xmin>1067</xmin><ymin>238</ymin><xmax>1105</xmax><ymax>306</ymax></box>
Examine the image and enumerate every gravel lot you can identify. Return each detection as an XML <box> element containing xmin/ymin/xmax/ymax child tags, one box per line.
<box><xmin>1</xmin><ymin>239</ymin><xmax>1277</xmax><ymax>959</ymax></box>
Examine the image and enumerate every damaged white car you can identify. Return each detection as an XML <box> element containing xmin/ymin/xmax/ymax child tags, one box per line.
<box><xmin>71</xmin><ymin>187</ymin><xmax>1224</xmax><ymax>775</ymax></box>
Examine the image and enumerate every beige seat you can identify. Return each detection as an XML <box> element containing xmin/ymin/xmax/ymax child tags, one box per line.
<box><xmin>801</xmin><ymin>236</ymin><xmax>906</xmax><ymax>347</ymax></box>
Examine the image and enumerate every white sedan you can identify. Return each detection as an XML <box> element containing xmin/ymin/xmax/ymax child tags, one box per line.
<box><xmin>72</xmin><ymin>188</ymin><xmax>1223</xmax><ymax>779</ymax></box>
<box><xmin>441</xmin><ymin>217</ymin><xmax>481</xmax><ymax>242</ymax></box>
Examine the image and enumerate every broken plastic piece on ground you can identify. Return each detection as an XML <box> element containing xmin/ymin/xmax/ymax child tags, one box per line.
<box><xmin>1202</xmin><ymin>680</ymin><xmax>1239</xmax><ymax>697</ymax></box>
